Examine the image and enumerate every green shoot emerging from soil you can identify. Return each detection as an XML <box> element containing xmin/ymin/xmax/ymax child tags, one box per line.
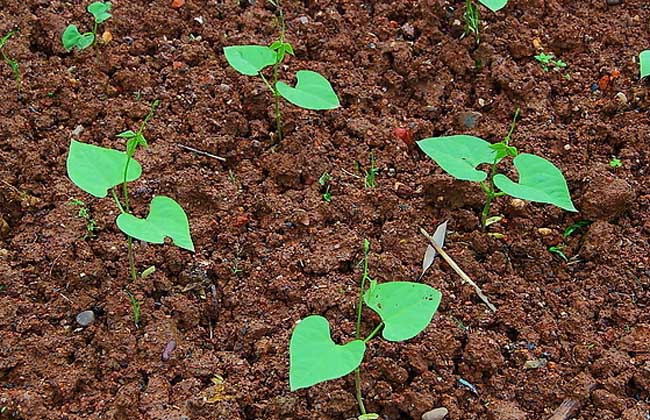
<box><xmin>463</xmin><ymin>0</ymin><xmax>509</xmax><ymax>44</ymax></box>
<box><xmin>66</xmin><ymin>99</ymin><xmax>194</xmax><ymax>287</ymax></box>
<box><xmin>223</xmin><ymin>0</ymin><xmax>339</xmax><ymax>142</ymax></box>
<box><xmin>68</xmin><ymin>198</ymin><xmax>97</xmax><ymax>239</ymax></box>
<box><xmin>609</xmin><ymin>158</ymin><xmax>622</xmax><ymax>169</ymax></box>
<box><xmin>318</xmin><ymin>172</ymin><xmax>332</xmax><ymax>202</ymax></box>
<box><xmin>534</xmin><ymin>52</ymin><xmax>568</xmax><ymax>72</ymax></box>
<box><xmin>125</xmin><ymin>290</ymin><xmax>141</xmax><ymax>327</ymax></box>
<box><xmin>62</xmin><ymin>1</ymin><xmax>112</xmax><ymax>51</ymax></box>
<box><xmin>289</xmin><ymin>240</ymin><xmax>442</xmax><ymax>419</ymax></box>
<box><xmin>0</xmin><ymin>30</ymin><xmax>20</xmax><ymax>91</ymax></box>
<box><xmin>362</xmin><ymin>152</ymin><xmax>379</xmax><ymax>189</ymax></box>
<box><xmin>417</xmin><ymin>108</ymin><xmax>577</xmax><ymax>229</ymax></box>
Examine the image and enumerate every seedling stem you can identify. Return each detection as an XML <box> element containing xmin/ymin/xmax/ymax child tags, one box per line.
<box><xmin>463</xmin><ymin>0</ymin><xmax>480</xmax><ymax>44</ymax></box>
<box><xmin>0</xmin><ymin>30</ymin><xmax>20</xmax><ymax>92</ymax></box>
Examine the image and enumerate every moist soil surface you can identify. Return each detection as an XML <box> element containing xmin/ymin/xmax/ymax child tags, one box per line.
<box><xmin>1</xmin><ymin>0</ymin><xmax>650</xmax><ymax>419</ymax></box>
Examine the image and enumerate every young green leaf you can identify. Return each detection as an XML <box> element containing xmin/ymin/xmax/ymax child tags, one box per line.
<box><xmin>116</xmin><ymin>196</ymin><xmax>194</xmax><ymax>252</ymax></box>
<box><xmin>416</xmin><ymin>135</ymin><xmax>497</xmax><ymax>181</ymax></box>
<box><xmin>276</xmin><ymin>70</ymin><xmax>340</xmax><ymax>110</ymax></box>
<box><xmin>289</xmin><ymin>315</ymin><xmax>366</xmax><ymax>391</ymax></box>
<box><xmin>478</xmin><ymin>0</ymin><xmax>508</xmax><ymax>12</ymax></box>
<box><xmin>223</xmin><ymin>45</ymin><xmax>277</xmax><ymax>76</ymax></box>
<box><xmin>493</xmin><ymin>153</ymin><xmax>577</xmax><ymax>212</ymax></box>
<box><xmin>640</xmin><ymin>50</ymin><xmax>650</xmax><ymax>79</ymax></box>
<box><xmin>87</xmin><ymin>1</ymin><xmax>112</xmax><ymax>24</ymax></box>
<box><xmin>66</xmin><ymin>140</ymin><xmax>142</xmax><ymax>198</ymax></box>
<box><xmin>62</xmin><ymin>25</ymin><xmax>95</xmax><ymax>51</ymax></box>
<box><xmin>364</xmin><ymin>282</ymin><xmax>442</xmax><ymax>342</ymax></box>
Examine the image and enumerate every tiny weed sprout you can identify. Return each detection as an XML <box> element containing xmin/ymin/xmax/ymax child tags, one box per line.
<box><xmin>223</xmin><ymin>0</ymin><xmax>339</xmax><ymax>142</ymax></box>
<box><xmin>463</xmin><ymin>0</ymin><xmax>509</xmax><ymax>43</ymax></box>
<box><xmin>640</xmin><ymin>50</ymin><xmax>650</xmax><ymax>79</ymax></box>
<box><xmin>534</xmin><ymin>52</ymin><xmax>568</xmax><ymax>73</ymax></box>
<box><xmin>289</xmin><ymin>240</ymin><xmax>442</xmax><ymax>418</ymax></box>
<box><xmin>125</xmin><ymin>290</ymin><xmax>141</xmax><ymax>326</ymax></box>
<box><xmin>318</xmin><ymin>172</ymin><xmax>332</xmax><ymax>202</ymax></box>
<box><xmin>360</xmin><ymin>152</ymin><xmax>378</xmax><ymax>188</ymax></box>
<box><xmin>609</xmin><ymin>158</ymin><xmax>622</xmax><ymax>169</ymax></box>
<box><xmin>66</xmin><ymin>100</ymin><xmax>194</xmax><ymax>287</ymax></box>
<box><xmin>417</xmin><ymin>109</ymin><xmax>576</xmax><ymax>229</ymax></box>
<box><xmin>548</xmin><ymin>245</ymin><xmax>568</xmax><ymax>262</ymax></box>
<box><xmin>62</xmin><ymin>1</ymin><xmax>112</xmax><ymax>51</ymax></box>
<box><xmin>563</xmin><ymin>220</ymin><xmax>591</xmax><ymax>238</ymax></box>
<box><xmin>68</xmin><ymin>198</ymin><xmax>97</xmax><ymax>239</ymax></box>
<box><xmin>0</xmin><ymin>30</ymin><xmax>20</xmax><ymax>91</ymax></box>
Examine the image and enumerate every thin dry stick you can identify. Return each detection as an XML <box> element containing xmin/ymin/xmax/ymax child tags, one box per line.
<box><xmin>547</xmin><ymin>382</ymin><xmax>596</xmax><ymax>420</ymax></box>
<box><xmin>177</xmin><ymin>144</ymin><xmax>226</xmax><ymax>162</ymax></box>
<box><xmin>420</xmin><ymin>227</ymin><xmax>497</xmax><ymax>312</ymax></box>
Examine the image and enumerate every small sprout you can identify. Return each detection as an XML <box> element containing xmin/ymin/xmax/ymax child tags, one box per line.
<box><xmin>548</xmin><ymin>245</ymin><xmax>569</xmax><ymax>262</ymax></box>
<box><xmin>358</xmin><ymin>414</ymin><xmax>380</xmax><ymax>420</ymax></box>
<box><xmin>640</xmin><ymin>50</ymin><xmax>650</xmax><ymax>79</ymax></box>
<box><xmin>318</xmin><ymin>172</ymin><xmax>332</xmax><ymax>202</ymax></box>
<box><xmin>0</xmin><ymin>284</ymin><xmax>5</xmax><ymax>292</ymax></box>
<box><xmin>361</xmin><ymin>152</ymin><xmax>379</xmax><ymax>189</ymax></box>
<box><xmin>68</xmin><ymin>198</ymin><xmax>97</xmax><ymax>239</ymax></box>
<box><xmin>141</xmin><ymin>265</ymin><xmax>156</xmax><ymax>279</ymax></box>
<box><xmin>563</xmin><ymin>221</ymin><xmax>591</xmax><ymax>238</ymax></box>
<box><xmin>62</xmin><ymin>2</ymin><xmax>112</xmax><ymax>51</ymax></box>
<box><xmin>0</xmin><ymin>30</ymin><xmax>21</xmax><ymax>91</ymax></box>
<box><xmin>417</xmin><ymin>108</ymin><xmax>576</xmax><ymax>229</ymax></box>
<box><xmin>609</xmin><ymin>158</ymin><xmax>622</xmax><ymax>169</ymax></box>
<box><xmin>289</xmin><ymin>241</ymin><xmax>442</xmax><ymax>419</ymax></box>
<box><xmin>463</xmin><ymin>0</ymin><xmax>509</xmax><ymax>44</ymax></box>
<box><xmin>534</xmin><ymin>52</ymin><xmax>568</xmax><ymax>73</ymax></box>
<box><xmin>223</xmin><ymin>0</ymin><xmax>339</xmax><ymax>142</ymax></box>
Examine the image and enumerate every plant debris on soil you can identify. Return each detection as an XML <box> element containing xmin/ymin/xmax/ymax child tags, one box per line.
<box><xmin>1</xmin><ymin>1</ymin><xmax>650</xmax><ymax>419</ymax></box>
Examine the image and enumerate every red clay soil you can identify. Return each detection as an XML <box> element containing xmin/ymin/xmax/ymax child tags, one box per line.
<box><xmin>1</xmin><ymin>0</ymin><xmax>650</xmax><ymax>419</ymax></box>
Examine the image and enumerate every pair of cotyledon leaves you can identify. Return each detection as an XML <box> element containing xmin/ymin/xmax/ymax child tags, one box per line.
<box><xmin>289</xmin><ymin>281</ymin><xmax>441</xmax><ymax>391</ymax></box>
<box><xmin>62</xmin><ymin>1</ymin><xmax>112</xmax><ymax>51</ymax></box>
<box><xmin>66</xmin><ymin>140</ymin><xmax>194</xmax><ymax>252</ymax></box>
<box><xmin>417</xmin><ymin>135</ymin><xmax>577</xmax><ymax>212</ymax></box>
<box><xmin>223</xmin><ymin>45</ymin><xmax>340</xmax><ymax>110</ymax></box>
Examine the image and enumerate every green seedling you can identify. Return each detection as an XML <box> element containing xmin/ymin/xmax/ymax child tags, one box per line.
<box><xmin>609</xmin><ymin>158</ymin><xmax>622</xmax><ymax>169</ymax></box>
<box><xmin>62</xmin><ymin>1</ymin><xmax>112</xmax><ymax>51</ymax></box>
<box><xmin>223</xmin><ymin>0</ymin><xmax>339</xmax><ymax>142</ymax></box>
<box><xmin>361</xmin><ymin>152</ymin><xmax>378</xmax><ymax>189</ymax></box>
<box><xmin>548</xmin><ymin>245</ymin><xmax>568</xmax><ymax>262</ymax></box>
<box><xmin>640</xmin><ymin>50</ymin><xmax>650</xmax><ymax>79</ymax></box>
<box><xmin>463</xmin><ymin>0</ymin><xmax>509</xmax><ymax>44</ymax></box>
<box><xmin>417</xmin><ymin>109</ymin><xmax>576</xmax><ymax>229</ymax></box>
<box><xmin>68</xmin><ymin>198</ymin><xmax>97</xmax><ymax>239</ymax></box>
<box><xmin>66</xmin><ymin>100</ymin><xmax>194</xmax><ymax>285</ymax></box>
<box><xmin>289</xmin><ymin>240</ymin><xmax>442</xmax><ymax>418</ymax></box>
<box><xmin>563</xmin><ymin>220</ymin><xmax>591</xmax><ymax>238</ymax></box>
<box><xmin>141</xmin><ymin>265</ymin><xmax>156</xmax><ymax>279</ymax></box>
<box><xmin>318</xmin><ymin>172</ymin><xmax>332</xmax><ymax>202</ymax></box>
<box><xmin>0</xmin><ymin>284</ymin><xmax>5</xmax><ymax>292</ymax></box>
<box><xmin>0</xmin><ymin>30</ymin><xmax>20</xmax><ymax>91</ymax></box>
<box><xmin>534</xmin><ymin>52</ymin><xmax>568</xmax><ymax>72</ymax></box>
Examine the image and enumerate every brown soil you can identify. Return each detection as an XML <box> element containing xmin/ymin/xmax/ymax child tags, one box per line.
<box><xmin>1</xmin><ymin>0</ymin><xmax>650</xmax><ymax>419</ymax></box>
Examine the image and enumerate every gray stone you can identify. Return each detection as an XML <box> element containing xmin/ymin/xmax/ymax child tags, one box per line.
<box><xmin>422</xmin><ymin>407</ymin><xmax>448</xmax><ymax>420</ymax></box>
<box><xmin>76</xmin><ymin>310</ymin><xmax>95</xmax><ymax>327</ymax></box>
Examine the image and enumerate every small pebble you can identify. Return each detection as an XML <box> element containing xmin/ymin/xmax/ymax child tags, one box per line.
<box><xmin>615</xmin><ymin>92</ymin><xmax>628</xmax><ymax>105</ymax></box>
<box><xmin>162</xmin><ymin>340</ymin><xmax>177</xmax><ymax>361</ymax></box>
<box><xmin>298</xmin><ymin>15</ymin><xmax>309</xmax><ymax>24</ymax></box>
<box><xmin>422</xmin><ymin>407</ymin><xmax>449</xmax><ymax>420</ymax></box>
<box><xmin>537</xmin><ymin>228</ymin><xmax>553</xmax><ymax>236</ymax></box>
<box><xmin>71</xmin><ymin>125</ymin><xmax>84</xmax><ymax>138</ymax></box>
<box><xmin>457</xmin><ymin>111</ymin><xmax>482</xmax><ymax>129</ymax></box>
<box><xmin>510</xmin><ymin>198</ymin><xmax>526</xmax><ymax>209</ymax></box>
<box><xmin>605</xmin><ymin>0</ymin><xmax>622</xmax><ymax>5</ymax></box>
<box><xmin>76</xmin><ymin>310</ymin><xmax>95</xmax><ymax>327</ymax></box>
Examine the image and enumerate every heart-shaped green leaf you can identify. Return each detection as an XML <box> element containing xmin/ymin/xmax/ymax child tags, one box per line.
<box><xmin>62</xmin><ymin>25</ymin><xmax>95</xmax><ymax>51</ymax></box>
<box><xmin>87</xmin><ymin>1</ymin><xmax>112</xmax><ymax>24</ymax></box>
<box><xmin>289</xmin><ymin>315</ymin><xmax>365</xmax><ymax>391</ymax></box>
<box><xmin>116</xmin><ymin>196</ymin><xmax>194</xmax><ymax>252</ymax></box>
<box><xmin>493</xmin><ymin>153</ymin><xmax>577</xmax><ymax>212</ymax></box>
<box><xmin>364</xmin><ymin>282</ymin><xmax>442</xmax><ymax>342</ymax></box>
<box><xmin>417</xmin><ymin>135</ymin><xmax>498</xmax><ymax>181</ymax></box>
<box><xmin>640</xmin><ymin>50</ymin><xmax>650</xmax><ymax>79</ymax></box>
<box><xmin>223</xmin><ymin>45</ymin><xmax>277</xmax><ymax>76</ymax></box>
<box><xmin>276</xmin><ymin>70</ymin><xmax>340</xmax><ymax>110</ymax></box>
<box><xmin>66</xmin><ymin>140</ymin><xmax>142</xmax><ymax>198</ymax></box>
<box><xmin>478</xmin><ymin>0</ymin><xmax>509</xmax><ymax>12</ymax></box>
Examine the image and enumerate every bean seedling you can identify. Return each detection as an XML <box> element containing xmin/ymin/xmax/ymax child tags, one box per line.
<box><xmin>66</xmin><ymin>100</ymin><xmax>194</xmax><ymax>286</ymax></box>
<box><xmin>289</xmin><ymin>240</ymin><xmax>442</xmax><ymax>418</ymax></box>
<box><xmin>318</xmin><ymin>172</ymin><xmax>332</xmax><ymax>202</ymax></box>
<box><xmin>0</xmin><ymin>30</ymin><xmax>20</xmax><ymax>91</ymax></box>
<box><xmin>62</xmin><ymin>1</ymin><xmax>112</xmax><ymax>51</ymax></box>
<box><xmin>223</xmin><ymin>0</ymin><xmax>339</xmax><ymax>142</ymax></box>
<box><xmin>417</xmin><ymin>109</ymin><xmax>576</xmax><ymax>229</ymax></box>
<box><xmin>463</xmin><ymin>0</ymin><xmax>509</xmax><ymax>44</ymax></box>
